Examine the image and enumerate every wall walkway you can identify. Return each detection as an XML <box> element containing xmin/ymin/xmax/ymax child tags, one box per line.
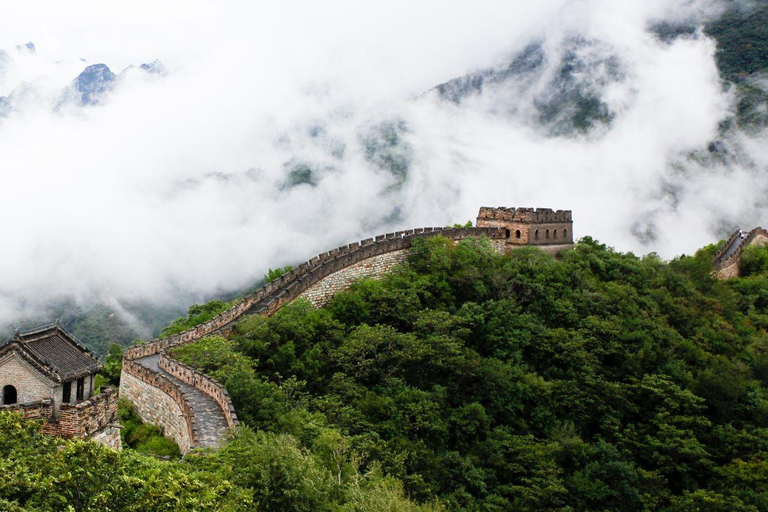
<box><xmin>714</xmin><ymin>227</ymin><xmax>768</xmax><ymax>279</ymax></box>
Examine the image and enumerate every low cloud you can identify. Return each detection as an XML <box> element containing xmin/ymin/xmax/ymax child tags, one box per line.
<box><xmin>0</xmin><ymin>0</ymin><xmax>764</xmax><ymax>326</ymax></box>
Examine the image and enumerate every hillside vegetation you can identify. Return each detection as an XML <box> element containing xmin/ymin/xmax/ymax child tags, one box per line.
<box><xmin>162</xmin><ymin>236</ymin><xmax>768</xmax><ymax>511</ymax></box>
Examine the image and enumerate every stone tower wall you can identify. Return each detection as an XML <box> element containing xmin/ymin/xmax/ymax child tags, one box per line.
<box><xmin>476</xmin><ymin>207</ymin><xmax>573</xmax><ymax>247</ymax></box>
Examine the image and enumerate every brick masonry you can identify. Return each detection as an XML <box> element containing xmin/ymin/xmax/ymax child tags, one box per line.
<box><xmin>0</xmin><ymin>351</ymin><xmax>55</xmax><ymax>405</ymax></box>
<box><xmin>0</xmin><ymin>387</ymin><xmax>121</xmax><ymax>450</ymax></box>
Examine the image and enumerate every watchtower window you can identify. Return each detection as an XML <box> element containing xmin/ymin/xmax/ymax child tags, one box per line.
<box><xmin>554</xmin><ymin>229</ymin><xmax>558</xmax><ymax>239</ymax></box>
<box><xmin>535</xmin><ymin>230</ymin><xmax>539</xmax><ymax>240</ymax></box>
<box><xmin>63</xmin><ymin>381</ymin><xmax>72</xmax><ymax>404</ymax></box>
<box><xmin>546</xmin><ymin>229</ymin><xmax>550</xmax><ymax>239</ymax></box>
<box><xmin>505</xmin><ymin>228</ymin><xmax>511</xmax><ymax>238</ymax></box>
<box><xmin>564</xmin><ymin>229</ymin><xmax>568</xmax><ymax>240</ymax></box>
<box><xmin>515</xmin><ymin>229</ymin><xmax>521</xmax><ymax>239</ymax></box>
<box><xmin>3</xmin><ymin>385</ymin><xmax>17</xmax><ymax>405</ymax></box>
<box><xmin>76</xmin><ymin>377</ymin><xmax>85</xmax><ymax>401</ymax></box>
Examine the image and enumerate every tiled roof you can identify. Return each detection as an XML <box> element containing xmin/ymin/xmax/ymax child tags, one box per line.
<box><xmin>1</xmin><ymin>324</ymin><xmax>102</xmax><ymax>382</ymax></box>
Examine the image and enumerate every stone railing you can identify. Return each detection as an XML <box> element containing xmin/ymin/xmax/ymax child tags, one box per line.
<box><xmin>713</xmin><ymin>229</ymin><xmax>743</xmax><ymax>264</ymax></box>
<box><xmin>0</xmin><ymin>399</ymin><xmax>53</xmax><ymax>422</ymax></box>
<box><xmin>122</xmin><ymin>225</ymin><xmax>506</xmax><ymax>450</ymax></box>
<box><xmin>159</xmin><ymin>352</ymin><xmax>238</xmax><ymax>430</ymax></box>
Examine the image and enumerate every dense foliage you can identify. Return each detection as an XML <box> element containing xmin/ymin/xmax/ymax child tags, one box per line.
<box><xmin>0</xmin><ymin>411</ymin><xmax>430</xmax><ymax>511</ymax></box>
<box><xmin>171</xmin><ymin>236</ymin><xmax>768</xmax><ymax>510</ymax></box>
<box><xmin>265</xmin><ymin>266</ymin><xmax>294</xmax><ymax>283</ymax></box>
<box><xmin>159</xmin><ymin>300</ymin><xmax>233</xmax><ymax>338</ymax></box>
<box><xmin>119</xmin><ymin>398</ymin><xmax>181</xmax><ymax>458</ymax></box>
<box><xmin>0</xmin><ymin>412</ymin><xmax>251</xmax><ymax>511</ymax></box>
<box><xmin>706</xmin><ymin>3</ymin><xmax>768</xmax><ymax>80</ymax></box>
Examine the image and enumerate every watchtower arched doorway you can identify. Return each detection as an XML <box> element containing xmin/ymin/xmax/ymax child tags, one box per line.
<box><xmin>3</xmin><ymin>385</ymin><xmax>17</xmax><ymax>405</ymax></box>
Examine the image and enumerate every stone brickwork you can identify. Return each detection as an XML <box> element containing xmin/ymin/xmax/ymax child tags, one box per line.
<box><xmin>298</xmin><ymin>249</ymin><xmax>410</xmax><ymax>307</ymax></box>
<box><xmin>714</xmin><ymin>227</ymin><xmax>768</xmax><ymax>279</ymax></box>
<box><xmin>0</xmin><ymin>399</ymin><xmax>53</xmax><ymax>421</ymax></box>
<box><xmin>0</xmin><ymin>387</ymin><xmax>120</xmax><ymax>449</ymax></box>
<box><xmin>476</xmin><ymin>207</ymin><xmax>574</xmax><ymax>249</ymax></box>
<box><xmin>92</xmin><ymin>426</ymin><xmax>122</xmax><ymax>450</ymax></box>
<box><xmin>120</xmin><ymin>365</ymin><xmax>195</xmax><ymax>453</ymax></box>
<box><xmin>0</xmin><ymin>351</ymin><xmax>56</xmax><ymax>405</ymax></box>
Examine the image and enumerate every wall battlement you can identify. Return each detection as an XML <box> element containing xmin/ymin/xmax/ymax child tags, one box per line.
<box><xmin>477</xmin><ymin>207</ymin><xmax>573</xmax><ymax>223</ymax></box>
<box><xmin>477</xmin><ymin>206</ymin><xmax>574</xmax><ymax>247</ymax></box>
<box><xmin>0</xmin><ymin>387</ymin><xmax>120</xmax><ymax>449</ymax></box>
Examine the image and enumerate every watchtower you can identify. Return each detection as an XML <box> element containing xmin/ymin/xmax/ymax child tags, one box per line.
<box><xmin>476</xmin><ymin>207</ymin><xmax>574</xmax><ymax>253</ymax></box>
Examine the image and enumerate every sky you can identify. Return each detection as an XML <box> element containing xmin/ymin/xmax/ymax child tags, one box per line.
<box><xmin>0</xmin><ymin>0</ymin><xmax>765</xmax><ymax>325</ymax></box>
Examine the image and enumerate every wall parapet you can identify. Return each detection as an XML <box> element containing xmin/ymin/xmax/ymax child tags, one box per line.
<box><xmin>0</xmin><ymin>388</ymin><xmax>119</xmax><ymax>441</ymax></box>
<box><xmin>714</xmin><ymin>227</ymin><xmax>768</xmax><ymax>270</ymax></box>
<box><xmin>124</xmin><ymin>226</ymin><xmax>505</xmax><ymax>359</ymax></box>
<box><xmin>478</xmin><ymin>206</ymin><xmax>572</xmax><ymax>223</ymax></box>
<box><xmin>159</xmin><ymin>353</ymin><xmax>238</xmax><ymax>430</ymax></box>
<box><xmin>122</xmin><ymin>359</ymin><xmax>199</xmax><ymax>445</ymax></box>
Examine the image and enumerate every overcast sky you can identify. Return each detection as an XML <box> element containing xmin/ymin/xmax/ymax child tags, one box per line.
<box><xmin>0</xmin><ymin>0</ymin><xmax>764</xmax><ymax>324</ymax></box>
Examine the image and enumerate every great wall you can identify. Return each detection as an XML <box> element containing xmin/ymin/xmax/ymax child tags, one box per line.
<box><xmin>7</xmin><ymin>205</ymin><xmax>765</xmax><ymax>452</ymax></box>
<box><xmin>713</xmin><ymin>227</ymin><xmax>768</xmax><ymax>279</ymax></box>
<box><xmin>121</xmin><ymin>207</ymin><xmax>575</xmax><ymax>452</ymax></box>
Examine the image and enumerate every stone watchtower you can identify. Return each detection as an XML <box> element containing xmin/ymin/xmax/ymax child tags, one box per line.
<box><xmin>476</xmin><ymin>207</ymin><xmax>574</xmax><ymax>254</ymax></box>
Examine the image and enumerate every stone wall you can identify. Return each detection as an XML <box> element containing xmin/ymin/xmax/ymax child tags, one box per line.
<box><xmin>92</xmin><ymin>425</ymin><xmax>122</xmax><ymax>450</ymax></box>
<box><xmin>159</xmin><ymin>354</ymin><xmax>238</xmax><ymax>430</ymax></box>
<box><xmin>0</xmin><ymin>351</ymin><xmax>55</xmax><ymax>405</ymax></box>
<box><xmin>120</xmin><ymin>364</ymin><xmax>195</xmax><ymax>453</ymax></box>
<box><xmin>0</xmin><ymin>399</ymin><xmax>53</xmax><ymax>421</ymax></box>
<box><xmin>298</xmin><ymin>249</ymin><xmax>410</xmax><ymax>307</ymax></box>
<box><xmin>714</xmin><ymin>227</ymin><xmax>768</xmax><ymax>280</ymax></box>
<box><xmin>0</xmin><ymin>388</ymin><xmax>121</xmax><ymax>449</ymax></box>
<box><xmin>121</xmin><ymin>225</ymin><xmax>508</xmax><ymax>451</ymax></box>
<box><xmin>123</xmin><ymin>226</ymin><xmax>507</xmax><ymax>363</ymax></box>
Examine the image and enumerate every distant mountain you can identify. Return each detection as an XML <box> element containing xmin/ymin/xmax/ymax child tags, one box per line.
<box><xmin>139</xmin><ymin>59</ymin><xmax>167</xmax><ymax>75</ymax></box>
<box><xmin>652</xmin><ymin>2</ymin><xmax>768</xmax><ymax>130</ymax></box>
<box><xmin>15</xmin><ymin>41</ymin><xmax>35</xmax><ymax>55</ymax></box>
<box><xmin>74</xmin><ymin>63</ymin><xmax>116</xmax><ymax>105</ymax></box>
<box><xmin>432</xmin><ymin>37</ymin><xmax>620</xmax><ymax>136</ymax></box>
<box><xmin>0</xmin><ymin>43</ymin><xmax>166</xmax><ymax>116</ymax></box>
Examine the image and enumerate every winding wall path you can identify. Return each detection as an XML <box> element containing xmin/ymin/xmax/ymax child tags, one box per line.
<box><xmin>714</xmin><ymin>227</ymin><xmax>768</xmax><ymax>279</ymax></box>
<box><xmin>121</xmin><ymin>226</ymin><xmax>506</xmax><ymax>452</ymax></box>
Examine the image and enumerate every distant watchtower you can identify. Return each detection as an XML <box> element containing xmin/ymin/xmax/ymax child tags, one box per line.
<box><xmin>476</xmin><ymin>207</ymin><xmax>574</xmax><ymax>253</ymax></box>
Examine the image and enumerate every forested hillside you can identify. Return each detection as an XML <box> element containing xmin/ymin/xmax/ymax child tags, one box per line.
<box><xmin>161</xmin><ymin>235</ymin><xmax>768</xmax><ymax>511</ymax></box>
<box><xmin>5</xmin><ymin>234</ymin><xmax>768</xmax><ymax>510</ymax></box>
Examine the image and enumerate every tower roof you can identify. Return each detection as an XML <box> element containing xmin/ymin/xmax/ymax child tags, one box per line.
<box><xmin>0</xmin><ymin>324</ymin><xmax>101</xmax><ymax>382</ymax></box>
